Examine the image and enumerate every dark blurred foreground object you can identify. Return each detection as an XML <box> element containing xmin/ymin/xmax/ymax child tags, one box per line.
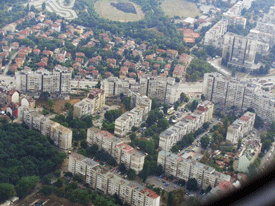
<box><xmin>205</xmin><ymin>165</ymin><xmax>275</xmax><ymax>206</ymax></box>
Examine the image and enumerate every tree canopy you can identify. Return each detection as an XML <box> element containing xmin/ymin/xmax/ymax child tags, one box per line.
<box><xmin>0</xmin><ymin>120</ymin><xmax>66</xmax><ymax>187</ymax></box>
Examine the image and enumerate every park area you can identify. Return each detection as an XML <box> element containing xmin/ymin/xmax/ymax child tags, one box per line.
<box><xmin>94</xmin><ymin>0</ymin><xmax>145</xmax><ymax>22</ymax></box>
<box><xmin>161</xmin><ymin>0</ymin><xmax>201</xmax><ymax>18</ymax></box>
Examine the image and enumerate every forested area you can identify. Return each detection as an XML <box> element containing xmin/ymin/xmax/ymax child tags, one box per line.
<box><xmin>72</xmin><ymin>0</ymin><xmax>185</xmax><ymax>50</ymax></box>
<box><xmin>0</xmin><ymin>0</ymin><xmax>28</xmax><ymax>28</ymax></box>
<box><xmin>186</xmin><ymin>58</ymin><xmax>215</xmax><ymax>82</ymax></box>
<box><xmin>0</xmin><ymin>119</ymin><xmax>66</xmax><ymax>201</ymax></box>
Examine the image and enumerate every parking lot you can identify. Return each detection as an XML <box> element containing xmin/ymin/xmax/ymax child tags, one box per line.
<box><xmin>146</xmin><ymin>176</ymin><xmax>181</xmax><ymax>192</ymax></box>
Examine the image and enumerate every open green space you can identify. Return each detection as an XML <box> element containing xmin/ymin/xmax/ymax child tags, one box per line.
<box><xmin>94</xmin><ymin>0</ymin><xmax>144</xmax><ymax>22</ymax></box>
<box><xmin>161</xmin><ymin>0</ymin><xmax>201</xmax><ymax>18</ymax></box>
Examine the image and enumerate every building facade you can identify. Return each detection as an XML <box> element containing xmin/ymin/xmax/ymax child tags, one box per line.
<box><xmin>157</xmin><ymin>151</ymin><xmax>231</xmax><ymax>190</ymax></box>
<box><xmin>19</xmin><ymin>106</ymin><xmax>72</xmax><ymax>150</ymax></box>
<box><xmin>73</xmin><ymin>89</ymin><xmax>105</xmax><ymax>118</ymax></box>
<box><xmin>68</xmin><ymin>153</ymin><xmax>160</xmax><ymax>206</ymax></box>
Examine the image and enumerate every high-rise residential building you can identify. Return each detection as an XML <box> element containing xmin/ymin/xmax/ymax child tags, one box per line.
<box><xmin>222</xmin><ymin>32</ymin><xmax>258</xmax><ymax>69</ymax></box>
<box><xmin>68</xmin><ymin>153</ymin><xmax>160</xmax><ymax>206</ymax></box>
<box><xmin>15</xmin><ymin>66</ymin><xmax>71</xmax><ymax>94</ymax></box>
<box><xmin>204</xmin><ymin>20</ymin><xmax>228</xmax><ymax>48</ymax></box>
<box><xmin>73</xmin><ymin>89</ymin><xmax>105</xmax><ymax>118</ymax></box>
<box><xmin>203</xmin><ymin>72</ymin><xmax>275</xmax><ymax>123</ymax></box>
<box><xmin>102</xmin><ymin>76</ymin><xmax>179</xmax><ymax>104</ymax></box>
<box><xmin>226</xmin><ymin>112</ymin><xmax>256</xmax><ymax>144</ymax></box>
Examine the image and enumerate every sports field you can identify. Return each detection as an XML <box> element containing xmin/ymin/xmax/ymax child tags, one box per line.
<box><xmin>161</xmin><ymin>0</ymin><xmax>201</xmax><ymax>18</ymax></box>
<box><xmin>94</xmin><ymin>0</ymin><xmax>145</xmax><ymax>22</ymax></box>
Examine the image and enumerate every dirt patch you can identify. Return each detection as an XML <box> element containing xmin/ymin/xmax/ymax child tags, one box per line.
<box><xmin>35</xmin><ymin>99</ymin><xmax>81</xmax><ymax>114</ymax></box>
<box><xmin>17</xmin><ymin>193</ymin><xmax>84</xmax><ymax>206</ymax></box>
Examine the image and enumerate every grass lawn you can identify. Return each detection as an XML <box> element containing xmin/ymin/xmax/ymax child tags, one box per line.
<box><xmin>94</xmin><ymin>0</ymin><xmax>145</xmax><ymax>22</ymax></box>
<box><xmin>161</xmin><ymin>0</ymin><xmax>201</xmax><ymax>18</ymax></box>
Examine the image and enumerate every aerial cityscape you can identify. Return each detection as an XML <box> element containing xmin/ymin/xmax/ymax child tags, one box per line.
<box><xmin>0</xmin><ymin>0</ymin><xmax>275</xmax><ymax>205</ymax></box>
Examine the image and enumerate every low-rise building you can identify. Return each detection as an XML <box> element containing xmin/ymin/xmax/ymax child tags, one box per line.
<box><xmin>237</xmin><ymin>140</ymin><xmax>262</xmax><ymax>173</ymax></box>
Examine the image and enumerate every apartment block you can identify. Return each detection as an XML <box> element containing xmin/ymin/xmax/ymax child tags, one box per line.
<box><xmin>15</xmin><ymin>66</ymin><xmax>71</xmax><ymax>94</ymax></box>
<box><xmin>73</xmin><ymin>89</ymin><xmax>105</xmax><ymax>118</ymax></box>
<box><xmin>51</xmin><ymin>124</ymin><xmax>73</xmax><ymax>150</ymax></box>
<box><xmin>203</xmin><ymin>72</ymin><xmax>275</xmax><ymax>123</ymax></box>
<box><xmin>222</xmin><ymin>32</ymin><xmax>258</xmax><ymax>68</ymax></box>
<box><xmin>158</xmin><ymin>151</ymin><xmax>231</xmax><ymax>190</ymax></box>
<box><xmin>68</xmin><ymin>152</ymin><xmax>99</xmax><ymax>178</ymax></box>
<box><xmin>115</xmin><ymin>142</ymin><xmax>146</xmax><ymax>173</ymax></box>
<box><xmin>20</xmin><ymin>106</ymin><xmax>72</xmax><ymax>150</ymax></box>
<box><xmin>114</xmin><ymin>93</ymin><xmax>152</xmax><ymax>137</ymax></box>
<box><xmin>204</xmin><ymin>20</ymin><xmax>228</xmax><ymax>48</ymax></box>
<box><xmin>68</xmin><ymin>153</ymin><xmax>160</xmax><ymax>206</ymax></box>
<box><xmin>226</xmin><ymin>112</ymin><xmax>256</xmax><ymax>144</ymax></box>
<box><xmin>87</xmin><ymin>128</ymin><xmax>145</xmax><ymax>173</ymax></box>
<box><xmin>159</xmin><ymin>101</ymin><xmax>214</xmax><ymax>151</ymax></box>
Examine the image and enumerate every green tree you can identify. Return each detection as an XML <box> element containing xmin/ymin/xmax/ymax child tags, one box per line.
<box><xmin>69</xmin><ymin>189</ymin><xmax>90</xmax><ymax>205</ymax></box>
<box><xmin>187</xmin><ymin>178</ymin><xmax>198</xmax><ymax>191</ymax></box>
<box><xmin>200</xmin><ymin>135</ymin><xmax>210</xmax><ymax>149</ymax></box>
<box><xmin>118</xmin><ymin>163</ymin><xmax>127</xmax><ymax>174</ymax></box>
<box><xmin>95</xmin><ymin>80</ymin><xmax>101</xmax><ymax>88</ymax></box>
<box><xmin>42</xmin><ymin>2</ymin><xmax>46</xmax><ymax>10</ymax></box>
<box><xmin>155</xmin><ymin>164</ymin><xmax>164</xmax><ymax>176</ymax></box>
<box><xmin>48</xmin><ymin>99</ymin><xmax>55</xmax><ymax>109</ymax></box>
<box><xmin>15</xmin><ymin>176</ymin><xmax>40</xmax><ymax>198</ymax></box>
<box><xmin>0</xmin><ymin>183</ymin><xmax>15</xmax><ymax>202</ymax></box>
<box><xmin>39</xmin><ymin>91</ymin><xmax>50</xmax><ymax>100</ymax></box>
<box><xmin>157</xmin><ymin>118</ymin><xmax>169</xmax><ymax>131</ymax></box>
<box><xmin>205</xmin><ymin>185</ymin><xmax>212</xmax><ymax>194</ymax></box>
<box><xmin>201</xmin><ymin>94</ymin><xmax>205</xmax><ymax>101</ymax></box>
<box><xmin>54</xmin><ymin>177</ymin><xmax>63</xmax><ymax>188</ymax></box>
<box><xmin>171</xmin><ymin>189</ymin><xmax>185</xmax><ymax>206</ymax></box>
<box><xmin>127</xmin><ymin>169</ymin><xmax>136</xmax><ymax>180</ymax></box>
<box><xmin>163</xmin><ymin>103</ymin><xmax>169</xmax><ymax>114</ymax></box>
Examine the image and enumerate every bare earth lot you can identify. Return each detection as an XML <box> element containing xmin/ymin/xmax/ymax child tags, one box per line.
<box><xmin>94</xmin><ymin>0</ymin><xmax>145</xmax><ymax>22</ymax></box>
<box><xmin>161</xmin><ymin>0</ymin><xmax>201</xmax><ymax>18</ymax></box>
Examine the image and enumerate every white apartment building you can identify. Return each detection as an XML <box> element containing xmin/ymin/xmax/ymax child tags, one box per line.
<box><xmin>87</xmin><ymin>127</ymin><xmax>123</xmax><ymax>154</ymax></box>
<box><xmin>73</xmin><ymin>89</ymin><xmax>105</xmax><ymax>118</ymax></box>
<box><xmin>159</xmin><ymin>101</ymin><xmax>214</xmax><ymax>151</ymax></box>
<box><xmin>51</xmin><ymin>124</ymin><xmax>73</xmax><ymax>150</ymax></box>
<box><xmin>20</xmin><ymin>106</ymin><xmax>72</xmax><ymax>150</ymax></box>
<box><xmin>115</xmin><ymin>142</ymin><xmax>146</xmax><ymax>173</ymax></box>
<box><xmin>204</xmin><ymin>20</ymin><xmax>228</xmax><ymax>48</ymax></box>
<box><xmin>15</xmin><ymin>66</ymin><xmax>71</xmax><ymax>94</ymax></box>
<box><xmin>87</xmin><ymin>128</ymin><xmax>145</xmax><ymax>173</ymax></box>
<box><xmin>158</xmin><ymin>151</ymin><xmax>231</xmax><ymax>190</ymax></box>
<box><xmin>114</xmin><ymin>93</ymin><xmax>152</xmax><ymax>137</ymax></box>
<box><xmin>102</xmin><ymin>76</ymin><xmax>177</xmax><ymax>104</ymax></box>
<box><xmin>226</xmin><ymin>112</ymin><xmax>256</xmax><ymax>144</ymax></box>
<box><xmin>203</xmin><ymin>73</ymin><xmax>275</xmax><ymax>123</ymax></box>
<box><xmin>68</xmin><ymin>152</ymin><xmax>99</xmax><ymax>178</ymax></box>
<box><xmin>68</xmin><ymin>153</ymin><xmax>160</xmax><ymax>206</ymax></box>
<box><xmin>222</xmin><ymin>32</ymin><xmax>258</xmax><ymax>69</ymax></box>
